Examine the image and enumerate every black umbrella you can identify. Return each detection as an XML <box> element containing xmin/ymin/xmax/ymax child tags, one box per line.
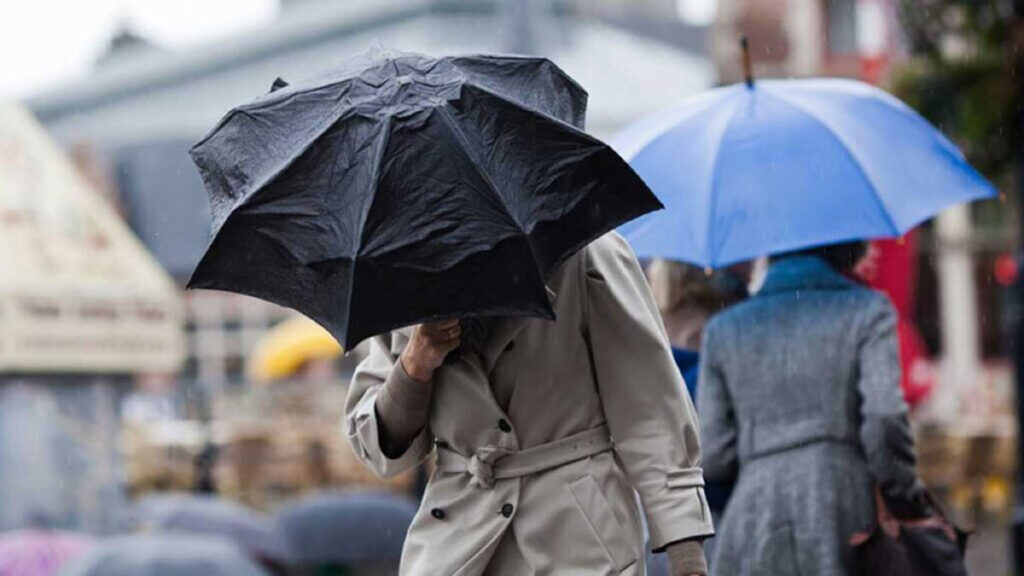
<box><xmin>275</xmin><ymin>491</ymin><xmax>417</xmax><ymax>566</ymax></box>
<box><xmin>188</xmin><ymin>49</ymin><xmax>661</xmax><ymax>347</ymax></box>
<box><xmin>131</xmin><ymin>493</ymin><xmax>292</xmax><ymax>566</ymax></box>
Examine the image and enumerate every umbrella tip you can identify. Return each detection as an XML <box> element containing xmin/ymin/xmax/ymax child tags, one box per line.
<box><xmin>270</xmin><ymin>77</ymin><xmax>290</xmax><ymax>93</ymax></box>
<box><xmin>739</xmin><ymin>35</ymin><xmax>754</xmax><ymax>89</ymax></box>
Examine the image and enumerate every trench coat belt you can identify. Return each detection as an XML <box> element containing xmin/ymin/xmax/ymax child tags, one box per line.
<box><xmin>435</xmin><ymin>425</ymin><xmax>613</xmax><ymax>489</ymax></box>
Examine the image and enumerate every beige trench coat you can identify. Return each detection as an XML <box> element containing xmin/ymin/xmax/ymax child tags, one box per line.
<box><xmin>345</xmin><ymin>232</ymin><xmax>713</xmax><ymax>576</ymax></box>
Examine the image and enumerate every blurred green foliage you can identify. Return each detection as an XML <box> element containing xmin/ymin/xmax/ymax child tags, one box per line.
<box><xmin>891</xmin><ymin>0</ymin><xmax>1017</xmax><ymax>185</ymax></box>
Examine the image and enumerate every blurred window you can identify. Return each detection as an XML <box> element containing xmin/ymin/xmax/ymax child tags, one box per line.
<box><xmin>826</xmin><ymin>0</ymin><xmax>857</xmax><ymax>56</ymax></box>
<box><xmin>915</xmin><ymin>238</ymin><xmax>1010</xmax><ymax>361</ymax></box>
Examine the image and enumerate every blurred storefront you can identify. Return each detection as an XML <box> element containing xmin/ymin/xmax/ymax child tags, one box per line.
<box><xmin>0</xmin><ymin>105</ymin><xmax>184</xmax><ymax>532</ymax></box>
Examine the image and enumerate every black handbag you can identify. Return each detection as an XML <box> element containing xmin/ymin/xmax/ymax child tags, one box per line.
<box><xmin>850</xmin><ymin>489</ymin><xmax>970</xmax><ymax>576</ymax></box>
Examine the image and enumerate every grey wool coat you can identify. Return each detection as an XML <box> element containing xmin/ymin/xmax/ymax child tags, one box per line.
<box><xmin>697</xmin><ymin>256</ymin><xmax>922</xmax><ymax>576</ymax></box>
<box><xmin>346</xmin><ymin>232</ymin><xmax>714</xmax><ymax>576</ymax></box>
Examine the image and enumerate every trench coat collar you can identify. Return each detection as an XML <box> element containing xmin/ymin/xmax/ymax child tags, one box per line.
<box><xmin>756</xmin><ymin>255</ymin><xmax>857</xmax><ymax>296</ymax></box>
<box><xmin>475</xmin><ymin>284</ymin><xmax>558</xmax><ymax>375</ymax></box>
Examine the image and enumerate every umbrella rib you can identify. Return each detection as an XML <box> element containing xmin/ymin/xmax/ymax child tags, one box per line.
<box><xmin>613</xmin><ymin>85</ymin><xmax>730</xmax><ymax>162</ymax></box>
<box><xmin>435</xmin><ymin>105</ymin><xmax>555</xmax><ymax>284</ymax></box>
<box><xmin>464</xmin><ymin>81</ymin><xmax>605</xmax><ymax>146</ymax></box>
<box><xmin>346</xmin><ymin>116</ymin><xmax>393</xmax><ymax>343</ymax></box>
<box><xmin>198</xmin><ymin>109</ymin><xmax>355</xmax><ymax>241</ymax></box>
<box><xmin>439</xmin><ymin>81</ymin><xmax>621</xmax><ymax>268</ymax></box>
<box><xmin>702</xmin><ymin>91</ymin><xmax>744</xmax><ymax>268</ymax></box>
<box><xmin>435</xmin><ymin>106</ymin><xmax>531</xmax><ymax>239</ymax></box>
<box><xmin>191</xmin><ymin>76</ymin><xmax>358</xmax><ymax>151</ymax></box>
<box><xmin>762</xmin><ymin>89</ymin><xmax>901</xmax><ymax>235</ymax></box>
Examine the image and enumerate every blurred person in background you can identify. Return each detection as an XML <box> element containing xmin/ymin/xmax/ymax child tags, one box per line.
<box><xmin>647</xmin><ymin>260</ymin><xmax>750</xmax><ymax>398</ymax></box>
<box><xmin>346</xmin><ymin>233</ymin><xmax>714</xmax><ymax>576</ymax></box>
<box><xmin>698</xmin><ymin>241</ymin><xmax>928</xmax><ymax>576</ymax></box>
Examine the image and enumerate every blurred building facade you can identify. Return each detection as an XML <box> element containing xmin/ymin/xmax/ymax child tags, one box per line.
<box><xmin>0</xmin><ymin>105</ymin><xmax>183</xmax><ymax>532</ymax></box>
<box><xmin>713</xmin><ymin>0</ymin><xmax>900</xmax><ymax>82</ymax></box>
<box><xmin>25</xmin><ymin>0</ymin><xmax>716</xmax><ymax>391</ymax></box>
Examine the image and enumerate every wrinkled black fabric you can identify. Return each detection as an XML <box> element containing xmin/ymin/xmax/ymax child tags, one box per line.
<box><xmin>188</xmin><ymin>49</ymin><xmax>661</xmax><ymax>347</ymax></box>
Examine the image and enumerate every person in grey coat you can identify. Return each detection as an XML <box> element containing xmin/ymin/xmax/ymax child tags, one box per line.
<box><xmin>697</xmin><ymin>242</ymin><xmax>927</xmax><ymax>576</ymax></box>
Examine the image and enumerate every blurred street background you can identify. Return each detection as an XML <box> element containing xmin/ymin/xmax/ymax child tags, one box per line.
<box><xmin>0</xmin><ymin>0</ymin><xmax>1018</xmax><ymax>574</ymax></box>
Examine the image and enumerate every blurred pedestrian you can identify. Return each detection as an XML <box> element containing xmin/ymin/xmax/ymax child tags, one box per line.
<box><xmin>647</xmin><ymin>260</ymin><xmax>749</xmax><ymax>398</ymax></box>
<box><xmin>698</xmin><ymin>241</ymin><xmax>928</xmax><ymax>576</ymax></box>
<box><xmin>346</xmin><ymin>233</ymin><xmax>714</xmax><ymax>575</ymax></box>
<box><xmin>193</xmin><ymin>441</ymin><xmax>218</xmax><ymax>494</ymax></box>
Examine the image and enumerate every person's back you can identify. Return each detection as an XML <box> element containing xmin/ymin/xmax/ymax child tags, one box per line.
<box><xmin>698</xmin><ymin>252</ymin><xmax>923</xmax><ymax>576</ymax></box>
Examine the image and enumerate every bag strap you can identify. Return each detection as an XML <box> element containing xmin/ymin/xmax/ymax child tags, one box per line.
<box><xmin>873</xmin><ymin>488</ymin><xmax>901</xmax><ymax>538</ymax></box>
<box><xmin>874</xmin><ymin>488</ymin><xmax>959</xmax><ymax>542</ymax></box>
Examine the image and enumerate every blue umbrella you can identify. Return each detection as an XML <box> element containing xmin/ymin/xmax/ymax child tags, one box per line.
<box><xmin>613</xmin><ymin>77</ymin><xmax>996</xmax><ymax>267</ymax></box>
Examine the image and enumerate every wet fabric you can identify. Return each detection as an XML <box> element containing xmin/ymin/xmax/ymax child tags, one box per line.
<box><xmin>699</xmin><ymin>256</ymin><xmax>923</xmax><ymax>576</ymax></box>
<box><xmin>670</xmin><ymin>347</ymin><xmax>731</xmax><ymax>514</ymax></box>
<box><xmin>346</xmin><ymin>233</ymin><xmax>713</xmax><ymax>575</ymax></box>
<box><xmin>189</xmin><ymin>49</ymin><xmax>660</xmax><ymax>347</ymax></box>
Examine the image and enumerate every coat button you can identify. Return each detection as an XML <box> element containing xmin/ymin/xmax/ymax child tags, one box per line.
<box><xmin>501</xmin><ymin>503</ymin><xmax>514</xmax><ymax>518</ymax></box>
<box><xmin>431</xmin><ymin>508</ymin><xmax>446</xmax><ymax>520</ymax></box>
<box><xmin>504</xmin><ymin>340</ymin><xmax>515</xmax><ymax>352</ymax></box>
<box><xmin>498</xmin><ymin>419</ymin><xmax>512</xmax><ymax>433</ymax></box>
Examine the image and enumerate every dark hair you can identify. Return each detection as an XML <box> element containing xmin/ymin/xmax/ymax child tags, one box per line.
<box><xmin>648</xmin><ymin>260</ymin><xmax>748</xmax><ymax>316</ymax></box>
<box><xmin>772</xmin><ymin>241</ymin><xmax>868</xmax><ymax>272</ymax></box>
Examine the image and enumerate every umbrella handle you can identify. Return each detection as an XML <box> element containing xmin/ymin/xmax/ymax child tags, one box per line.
<box><xmin>740</xmin><ymin>35</ymin><xmax>754</xmax><ymax>88</ymax></box>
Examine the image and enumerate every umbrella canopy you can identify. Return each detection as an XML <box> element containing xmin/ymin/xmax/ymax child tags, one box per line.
<box><xmin>131</xmin><ymin>494</ymin><xmax>292</xmax><ymax>565</ymax></box>
<box><xmin>614</xmin><ymin>78</ymin><xmax>996</xmax><ymax>268</ymax></box>
<box><xmin>0</xmin><ymin>530</ymin><xmax>93</xmax><ymax>576</ymax></box>
<box><xmin>189</xmin><ymin>49</ymin><xmax>660</xmax><ymax>348</ymax></box>
<box><xmin>247</xmin><ymin>316</ymin><xmax>342</xmax><ymax>383</ymax></box>
<box><xmin>60</xmin><ymin>534</ymin><xmax>270</xmax><ymax>576</ymax></box>
<box><xmin>275</xmin><ymin>491</ymin><xmax>417</xmax><ymax>566</ymax></box>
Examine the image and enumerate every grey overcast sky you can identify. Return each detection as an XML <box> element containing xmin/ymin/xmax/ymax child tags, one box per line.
<box><xmin>0</xmin><ymin>0</ymin><xmax>278</xmax><ymax>100</ymax></box>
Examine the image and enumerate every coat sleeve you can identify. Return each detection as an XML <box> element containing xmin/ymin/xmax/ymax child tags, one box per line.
<box><xmin>344</xmin><ymin>330</ymin><xmax>433</xmax><ymax>478</ymax></box>
<box><xmin>584</xmin><ymin>233</ymin><xmax>714</xmax><ymax>550</ymax></box>
<box><xmin>857</xmin><ymin>294</ymin><xmax>924</xmax><ymax>511</ymax></box>
<box><xmin>696</xmin><ymin>318</ymin><xmax>738</xmax><ymax>483</ymax></box>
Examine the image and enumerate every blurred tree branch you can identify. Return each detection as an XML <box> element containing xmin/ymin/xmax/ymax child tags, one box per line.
<box><xmin>891</xmin><ymin>0</ymin><xmax>1017</xmax><ymax>184</ymax></box>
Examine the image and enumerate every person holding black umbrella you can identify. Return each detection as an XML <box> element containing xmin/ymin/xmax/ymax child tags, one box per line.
<box><xmin>186</xmin><ymin>49</ymin><xmax>713</xmax><ymax>576</ymax></box>
<box><xmin>346</xmin><ymin>231</ymin><xmax>713</xmax><ymax>576</ymax></box>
